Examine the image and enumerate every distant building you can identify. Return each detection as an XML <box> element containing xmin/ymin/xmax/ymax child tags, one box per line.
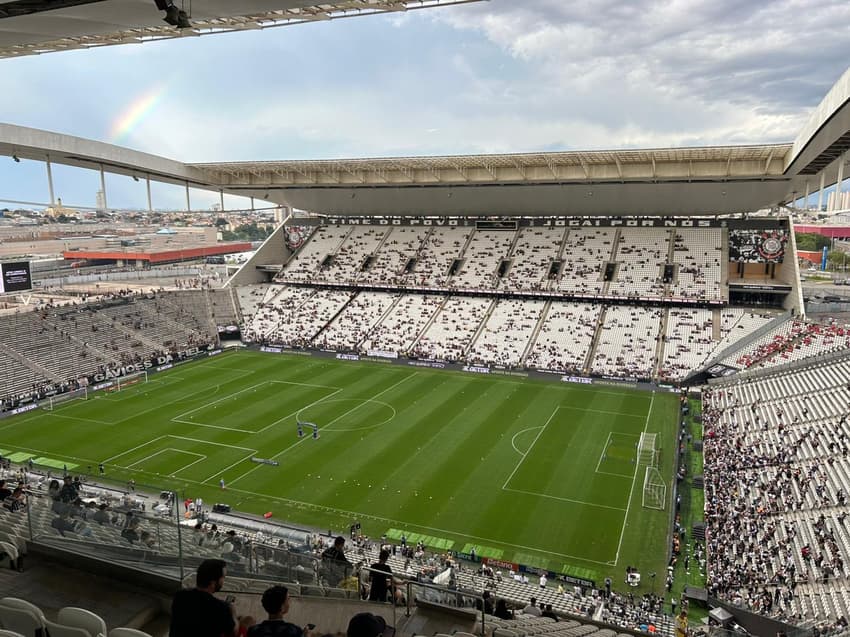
<box><xmin>44</xmin><ymin>198</ymin><xmax>78</xmax><ymax>219</ymax></box>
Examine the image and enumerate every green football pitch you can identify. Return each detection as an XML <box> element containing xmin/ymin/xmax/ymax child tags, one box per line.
<box><xmin>1</xmin><ymin>350</ymin><xmax>677</xmax><ymax>584</ymax></box>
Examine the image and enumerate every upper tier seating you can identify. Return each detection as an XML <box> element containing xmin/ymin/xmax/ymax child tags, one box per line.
<box><xmin>451</xmin><ymin>230</ymin><xmax>515</xmax><ymax>289</ymax></box>
<box><xmin>274</xmin><ymin>224</ymin><xmax>727</xmax><ymax>301</ymax></box>
<box><xmin>282</xmin><ymin>225</ymin><xmax>350</xmax><ymax>282</ymax></box>
<box><xmin>501</xmin><ymin>227</ymin><xmax>564</xmax><ymax>292</ymax></box>
<box><xmin>413</xmin><ymin>227</ymin><xmax>472</xmax><ymax>287</ymax></box>
<box><xmin>608</xmin><ymin>229</ymin><xmax>669</xmax><ymax>298</ymax></box>
<box><xmin>670</xmin><ymin>228</ymin><xmax>723</xmax><ymax>301</ymax></box>
<box><xmin>555</xmin><ymin>229</ymin><xmax>613</xmax><ymax>295</ymax></box>
<box><xmin>361</xmin><ymin>226</ymin><xmax>429</xmax><ymax>286</ymax></box>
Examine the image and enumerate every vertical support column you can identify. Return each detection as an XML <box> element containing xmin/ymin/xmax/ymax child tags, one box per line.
<box><xmin>146</xmin><ymin>175</ymin><xmax>153</xmax><ymax>212</ymax></box>
<box><xmin>99</xmin><ymin>164</ymin><xmax>108</xmax><ymax>209</ymax></box>
<box><xmin>45</xmin><ymin>156</ymin><xmax>56</xmax><ymax>205</ymax></box>
<box><xmin>804</xmin><ymin>181</ymin><xmax>810</xmax><ymax>211</ymax></box>
<box><xmin>185</xmin><ymin>181</ymin><xmax>191</xmax><ymax>212</ymax></box>
<box><xmin>219</xmin><ymin>189</ymin><xmax>225</xmax><ymax>212</ymax></box>
<box><xmin>817</xmin><ymin>172</ymin><xmax>826</xmax><ymax>212</ymax></box>
<box><xmin>250</xmin><ymin>197</ymin><xmax>255</xmax><ymax>211</ymax></box>
<box><xmin>834</xmin><ymin>156</ymin><xmax>845</xmax><ymax>212</ymax></box>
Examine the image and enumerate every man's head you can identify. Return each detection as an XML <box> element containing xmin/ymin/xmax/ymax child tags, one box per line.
<box><xmin>347</xmin><ymin>612</ymin><xmax>389</xmax><ymax>637</ymax></box>
<box><xmin>529</xmin><ymin>597</ymin><xmax>537</xmax><ymax>607</ymax></box>
<box><xmin>261</xmin><ymin>585</ymin><xmax>290</xmax><ymax>618</ymax></box>
<box><xmin>334</xmin><ymin>536</ymin><xmax>345</xmax><ymax>548</ymax></box>
<box><xmin>379</xmin><ymin>549</ymin><xmax>389</xmax><ymax>563</ymax></box>
<box><xmin>196</xmin><ymin>558</ymin><xmax>227</xmax><ymax>592</ymax></box>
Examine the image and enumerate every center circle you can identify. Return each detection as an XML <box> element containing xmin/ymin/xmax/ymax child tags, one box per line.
<box><xmin>295</xmin><ymin>398</ymin><xmax>396</xmax><ymax>432</ymax></box>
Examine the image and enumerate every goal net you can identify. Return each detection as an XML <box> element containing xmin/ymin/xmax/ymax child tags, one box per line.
<box><xmin>642</xmin><ymin>466</ymin><xmax>667</xmax><ymax>510</ymax></box>
<box><xmin>115</xmin><ymin>370</ymin><xmax>149</xmax><ymax>392</ymax></box>
<box><xmin>636</xmin><ymin>432</ymin><xmax>657</xmax><ymax>467</ymax></box>
<box><xmin>43</xmin><ymin>387</ymin><xmax>88</xmax><ymax>411</ymax></box>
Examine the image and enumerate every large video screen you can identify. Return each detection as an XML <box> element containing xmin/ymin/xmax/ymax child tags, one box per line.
<box><xmin>0</xmin><ymin>261</ymin><xmax>32</xmax><ymax>293</ymax></box>
<box><xmin>728</xmin><ymin>229</ymin><xmax>789</xmax><ymax>263</ymax></box>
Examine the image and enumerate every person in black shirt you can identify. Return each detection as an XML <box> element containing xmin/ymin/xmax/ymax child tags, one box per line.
<box><xmin>170</xmin><ymin>559</ymin><xmax>235</xmax><ymax>637</ymax></box>
<box><xmin>368</xmin><ymin>549</ymin><xmax>394</xmax><ymax>602</ymax></box>
<box><xmin>248</xmin><ymin>585</ymin><xmax>309</xmax><ymax>637</ymax></box>
<box><xmin>321</xmin><ymin>536</ymin><xmax>352</xmax><ymax>587</ymax></box>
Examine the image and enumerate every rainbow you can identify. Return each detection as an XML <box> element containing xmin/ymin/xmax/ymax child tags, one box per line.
<box><xmin>110</xmin><ymin>86</ymin><xmax>166</xmax><ymax>143</ymax></box>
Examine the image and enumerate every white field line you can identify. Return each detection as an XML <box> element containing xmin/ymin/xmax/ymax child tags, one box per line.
<box><xmin>229</xmin><ymin>372</ymin><xmax>418</xmax><ymax>487</ymax></box>
<box><xmin>614</xmin><ymin>391</ymin><xmax>655</xmax><ymax>565</ymax></box>
<box><xmin>7</xmin><ymin>440</ymin><xmax>618</xmax><ymax>567</ymax></box>
<box><xmin>501</xmin><ymin>407</ymin><xmax>558</xmax><ymax>489</ymax></box>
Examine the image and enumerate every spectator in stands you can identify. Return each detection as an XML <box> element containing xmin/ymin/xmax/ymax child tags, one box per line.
<box><xmin>541</xmin><ymin>604</ymin><xmax>558</xmax><ymax>621</ymax></box>
<box><xmin>0</xmin><ymin>480</ymin><xmax>11</xmax><ymax>501</ymax></box>
<box><xmin>92</xmin><ymin>503</ymin><xmax>111</xmax><ymax>525</ymax></box>
<box><xmin>347</xmin><ymin>612</ymin><xmax>391</xmax><ymax>637</ymax></box>
<box><xmin>522</xmin><ymin>597</ymin><xmax>542</xmax><ymax>616</ymax></box>
<box><xmin>368</xmin><ymin>549</ymin><xmax>395</xmax><ymax>603</ymax></box>
<box><xmin>321</xmin><ymin>536</ymin><xmax>352</xmax><ymax>586</ymax></box>
<box><xmin>494</xmin><ymin>598</ymin><xmax>514</xmax><ymax>620</ymax></box>
<box><xmin>247</xmin><ymin>585</ymin><xmax>308</xmax><ymax>637</ymax></box>
<box><xmin>170</xmin><ymin>558</ymin><xmax>236</xmax><ymax>637</ymax></box>
<box><xmin>58</xmin><ymin>475</ymin><xmax>79</xmax><ymax>503</ymax></box>
<box><xmin>3</xmin><ymin>486</ymin><xmax>26</xmax><ymax>512</ymax></box>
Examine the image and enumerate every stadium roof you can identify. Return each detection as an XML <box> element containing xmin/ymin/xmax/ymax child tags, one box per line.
<box><xmin>0</xmin><ymin>0</ymin><xmax>482</xmax><ymax>59</ymax></box>
<box><xmin>0</xmin><ymin>61</ymin><xmax>848</xmax><ymax>215</ymax></box>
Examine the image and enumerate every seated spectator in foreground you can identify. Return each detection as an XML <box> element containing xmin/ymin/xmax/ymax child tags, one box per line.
<box><xmin>3</xmin><ymin>486</ymin><xmax>26</xmax><ymax>512</ymax></box>
<box><xmin>541</xmin><ymin>604</ymin><xmax>558</xmax><ymax>621</ymax></box>
<box><xmin>347</xmin><ymin>613</ymin><xmax>392</xmax><ymax>637</ymax></box>
<box><xmin>170</xmin><ymin>558</ymin><xmax>236</xmax><ymax>637</ymax></box>
<box><xmin>494</xmin><ymin>598</ymin><xmax>514</xmax><ymax>620</ymax></box>
<box><xmin>248</xmin><ymin>585</ymin><xmax>311</xmax><ymax>637</ymax></box>
<box><xmin>0</xmin><ymin>480</ymin><xmax>11</xmax><ymax>501</ymax></box>
<box><xmin>522</xmin><ymin>597</ymin><xmax>542</xmax><ymax>616</ymax></box>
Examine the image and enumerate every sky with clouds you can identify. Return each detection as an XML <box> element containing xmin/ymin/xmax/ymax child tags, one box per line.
<box><xmin>2</xmin><ymin>0</ymin><xmax>850</xmax><ymax>211</ymax></box>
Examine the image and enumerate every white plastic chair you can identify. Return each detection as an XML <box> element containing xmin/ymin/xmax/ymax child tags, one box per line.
<box><xmin>44</xmin><ymin>619</ymin><xmax>91</xmax><ymax>637</ymax></box>
<box><xmin>0</xmin><ymin>606</ymin><xmax>43</xmax><ymax>637</ymax></box>
<box><xmin>0</xmin><ymin>599</ymin><xmax>44</xmax><ymax>622</ymax></box>
<box><xmin>0</xmin><ymin>542</ymin><xmax>17</xmax><ymax>569</ymax></box>
<box><xmin>58</xmin><ymin>607</ymin><xmax>107</xmax><ymax>637</ymax></box>
<box><xmin>109</xmin><ymin>629</ymin><xmax>153</xmax><ymax>637</ymax></box>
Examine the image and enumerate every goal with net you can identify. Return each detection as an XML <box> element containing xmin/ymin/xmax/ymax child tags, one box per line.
<box><xmin>642</xmin><ymin>466</ymin><xmax>667</xmax><ymax>510</ymax></box>
<box><xmin>113</xmin><ymin>370</ymin><xmax>149</xmax><ymax>392</ymax></box>
<box><xmin>43</xmin><ymin>386</ymin><xmax>88</xmax><ymax>411</ymax></box>
<box><xmin>636</xmin><ymin>432</ymin><xmax>657</xmax><ymax>467</ymax></box>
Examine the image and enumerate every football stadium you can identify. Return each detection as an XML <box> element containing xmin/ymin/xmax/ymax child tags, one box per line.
<box><xmin>1</xmin><ymin>2</ymin><xmax>850</xmax><ymax>637</ymax></box>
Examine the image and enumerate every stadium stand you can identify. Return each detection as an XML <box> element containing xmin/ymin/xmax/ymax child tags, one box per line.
<box><xmin>360</xmin><ymin>294</ymin><xmax>443</xmax><ymax>355</ymax></box>
<box><xmin>669</xmin><ymin>228</ymin><xmax>724</xmax><ymax>301</ymax></box>
<box><xmin>360</xmin><ymin>226</ymin><xmax>430</xmax><ymax>286</ymax></box>
<box><xmin>412</xmin><ymin>296</ymin><xmax>492</xmax><ymax>362</ymax></box>
<box><xmin>414</xmin><ymin>227</ymin><xmax>472</xmax><ymax>288</ymax></box>
<box><xmin>524</xmin><ymin>302</ymin><xmax>601</xmax><ymax>374</ymax></box>
<box><xmin>501</xmin><ymin>226</ymin><xmax>564</xmax><ymax>292</ymax></box>
<box><xmin>608</xmin><ymin>229</ymin><xmax>669</xmax><ymax>299</ymax></box>
<box><xmin>556</xmin><ymin>229</ymin><xmax>613</xmax><ymax>296</ymax></box>
<box><xmin>467</xmin><ymin>299</ymin><xmax>546</xmax><ymax>367</ymax></box>
<box><xmin>451</xmin><ymin>230</ymin><xmax>516</xmax><ymax>289</ymax></box>
<box><xmin>703</xmin><ymin>353</ymin><xmax>850</xmax><ymax>632</ymax></box>
<box><xmin>315</xmin><ymin>291</ymin><xmax>399</xmax><ymax>351</ymax></box>
<box><xmin>590</xmin><ymin>306</ymin><xmax>663</xmax><ymax>379</ymax></box>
